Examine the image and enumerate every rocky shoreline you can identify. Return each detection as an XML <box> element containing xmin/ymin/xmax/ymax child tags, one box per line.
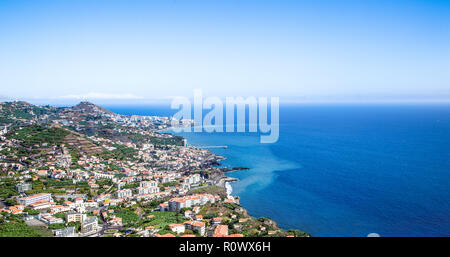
<box><xmin>219</xmin><ymin>166</ymin><xmax>250</xmax><ymax>172</ymax></box>
<box><xmin>197</xmin><ymin>146</ymin><xmax>309</xmax><ymax>237</ymax></box>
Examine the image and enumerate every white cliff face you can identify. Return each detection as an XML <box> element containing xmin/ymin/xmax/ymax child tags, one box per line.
<box><xmin>225</xmin><ymin>182</ymin><xmax>233</xmax><ymax>199</ymax></box>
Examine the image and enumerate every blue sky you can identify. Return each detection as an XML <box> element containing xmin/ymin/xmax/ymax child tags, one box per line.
<box><xmin>0</xmin><ymin>0</ymin><xmax>449</xmax><ymax>104</ymax></box>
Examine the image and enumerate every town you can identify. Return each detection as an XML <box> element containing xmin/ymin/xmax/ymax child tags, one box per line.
<box><xmin>0</xmin><ymin>101</ymin><xmax>308</xmax><ymax>237</ymax></box>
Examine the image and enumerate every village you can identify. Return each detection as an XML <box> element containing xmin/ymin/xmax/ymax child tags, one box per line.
<box><xmin>0</xmin><ymin>101</ymin><xmax>307</xmax><ymax>237</ymax></box>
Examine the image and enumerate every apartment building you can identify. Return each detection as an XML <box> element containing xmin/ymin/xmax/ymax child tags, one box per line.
<box><xmin>15</xmin><ymin>182</ymin><xmax>32</xmax><ymax>193</ymax></box>
<box><xmin>18</xmin><ymin>193</ymin><xmax>52</xmax><ymax>206</ymax></box>
<box><xmin>137</xmin><ymin>185</ymin><xmax>160</xmax><ymax>195</ymax></box>
<box><xmin>168</xmin><ymin>194</ymin><xmax>217</xmax><ymax>212</ymax></box>
<box><xmin>66</xmin><ymin>212</ymin><xmax>87</xmax><ymax>223</ymax></box>
<box><xmin>81</xmin><ymin>216</ymin><xmax>99</xmax><ymax>234</ymax></box>
<box><xmin>183</xmin><ymin>220</ymin><xmax>205</xmax><ymax>236</ymax></box>
<box><xmin>116</xmin><ymin>189</ymin><xmax>132</xmax><ymax>199</ymax></box>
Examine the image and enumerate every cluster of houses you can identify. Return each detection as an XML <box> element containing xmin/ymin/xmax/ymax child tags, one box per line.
<box><xmin>0</xmin><ymin>102</ymin><xmax>248</xmax><ymax>237</ymax></box>
<box><xmin>151</xmin><ymin>193</ymin><xmax>244</xmax><ymax>237</ymax></box>
<box><xmin>0</xmin><ymin>192</ymin><xmax>100</xmax><ymax>237</ymax></box>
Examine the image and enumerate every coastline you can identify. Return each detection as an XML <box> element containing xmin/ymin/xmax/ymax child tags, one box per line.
<box><xmin>180</xmin><ymin>136</ymin><xmax>309</xmax><ymax>236</ymax></box>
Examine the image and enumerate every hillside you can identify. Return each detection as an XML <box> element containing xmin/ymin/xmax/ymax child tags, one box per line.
<box><xmin>7</xmin><ymin>125</ymin><xmax>105</xmax><ymax>156</ymax></box>
<box><xmin>71</xmin><ymin>101</ymin><xmax>114</xmax><ymax>115</ymax></box>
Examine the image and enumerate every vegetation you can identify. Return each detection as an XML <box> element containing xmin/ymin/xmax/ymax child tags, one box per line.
<box><xmin>9</xmin><ymin>125</ymin><xmax>70</xmax><ymax>148</ymax></box>
<box><xmin>162</xmin><ymin>181</ymin><xmax>179</xmax><ymax>187</ymax></box>
<box><xmin>188</xmin><ymin>185</ymin><xmax>226</xmax><ymax>196</ymax></box>
<box><xmin>47</xmin><ymin>223</ymin><xmax>67</xmax><ymax>230</ymax></box>
<box><xmin>0</xmin><ymin>215</ymin><xmax>52</xmax><ymax>237</ymax></box>
<box><xmin>97</xmin><ymin>144</ymin><xmax>139</xmax><ymax>161</ymax></box>
<box><xmin>29</xmin><ymin>226</ymin><xmax>53</xmax><ymax>237</ymax></box>
<box><xmin>0</xmin><ymin>178</ymin><xmax>19</xmax><ymax>199</ymax></box>
<box><xmin>122</xmin><ymin>132</ymin><xmax>184</xmax><ymax>146</ymax></box>
<box><xmin>23</xmin><ymin>208</ymin><xmax>40</xmax><ymax>215</ymax></box>
<box><xmin>138</xmin><ymin>211</ymin><xmax>188</xmax><ymax>229</ymax></box>
<box><xmin>0</xmin><ymin>221</ymin><xmax>42</xmax><ymax>237</ymax></box>
<box><xmin>115</xmin><ymin>209</ymin><xmax>140</xmax><ymax>225</ymax></box>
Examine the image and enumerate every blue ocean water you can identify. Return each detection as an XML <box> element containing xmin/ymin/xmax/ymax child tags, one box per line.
<box><xmin>106</xmin><ymin>104</ymin><xmax>450</xmax><ymax>236</ymax></box>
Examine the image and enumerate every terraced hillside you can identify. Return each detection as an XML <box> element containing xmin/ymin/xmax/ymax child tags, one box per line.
<box><xmin>7</xmin><ymin>125</ymin><xmax>105</xmax><ymax>155</ymax></box>
<box><xmin>62</xmin><ymin>133</ymin><xmax>104</xmax><ymax>155</ymax></box>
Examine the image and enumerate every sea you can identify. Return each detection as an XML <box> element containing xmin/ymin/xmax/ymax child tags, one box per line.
<box><xmin>105</xmin><ymin>104</ymin><xmax>450</xmax><ymax>237</ymax></box>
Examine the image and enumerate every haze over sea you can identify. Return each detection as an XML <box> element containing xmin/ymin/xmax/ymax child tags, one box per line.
<box><xmin>106</xmin><ymin>104</ymin><xmax>450</xmax><ymax>236</ymax></box>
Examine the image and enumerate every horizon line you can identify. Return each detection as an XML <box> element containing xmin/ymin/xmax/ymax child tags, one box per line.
<box><xmin>2</xmin><ymin>98</ymin><xmax>450</xmax><ymax>107</ymax></box>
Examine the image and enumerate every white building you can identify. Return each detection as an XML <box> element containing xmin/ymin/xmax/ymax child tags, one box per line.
<box><xmin>15</xmin><ymin>183</ymin><xmax>32</xmax><ymax>193</ymax></box>
<box><xmin>169</xmin><ymin>224</ymin><xmax>185</xmax><ymax>234</ymax></box>
<box><xmin>53</xmin><ymin>226</ymin><xmax>78</xmax><ymax>237</ymax></box>
<box><xmin>168</xmin><ymin>194</ymin><xmax>217</xmax><ymax>212</ymax></box>
<box><xmin>140</xmin><ymin>180</ymin><xmax>158</xmax><ymax>188</ymax></box>
<box><xmin>39</xmin><ymin>213</ymin><xmax>64</xmax><ymax>225</ymax></box>
<box><xmin>66</xmin><ymin>212</ymin><xmax>87</xmax><ymax>223</ymax></box>
<box><xmin>137</xmin><ymin>186</ymin><xmax>159</xmax><ymax>195</ymax></box>
<box><xmin>183</xmin><ymin>221</ymin><xmax>205</xmax><ymax>236</ymax></box>
<box><xmin>18</xmin><ymin>193</ymin><xmax>52</xmax><ymax>206</ymax></box>
<box><xmin>116</xmin><ymin>189</ymin><xmax>132</xmax><ymax>199</ymax></box>
<box><xmin>93</xmin><ymin>172</ymin><xmax>115</xmax><ymax>180</ymax></box>
<box><xmin>81</xmin><ymin>216</ymin><xmax>99</xmax><ymax>234</ymax></box>
<box><xmin>183</xmin><ymin>174</ymin><xmax>201</xmax><ymax>185</ymax></box>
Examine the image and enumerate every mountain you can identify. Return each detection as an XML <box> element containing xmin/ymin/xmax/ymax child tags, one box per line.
<box><xmin>71</xmin><ymin>101</ymin><xmax>114</xmax><ymax>115</ymax></box>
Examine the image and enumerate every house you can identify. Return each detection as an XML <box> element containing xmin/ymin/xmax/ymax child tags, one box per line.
<box><xmin>169</xmin><ymin>224</ymin><xmax>185</xmax><ymax>234</ymax></box>
<box><xmin>213</xmin><ymin>225</ymin><xmax>229</xmax><ymax>237</ymax></box>
<box><xmin>63</xmin><ymin>201</ymin><xmax>76</xmax><ymax>209</ymax></box>
<box><xmin>224</xmin><ymin>198</ymin><xmax>235</xmax><ymax>204</ymax></box>
<box><xmin>74</xmin><ymin>197</ymin><xmax>84</xmax><ymax>205</ymax></box>
<box><xmin>192</xmin><ymin>206</ymin><xmax>200</xmax><ymax>214</ymax></box>
<box><xmin>39</xmin><ymin>213</ymin><xmax>64</xmax><ymax>225</ymax></box>
<box><xmin>9</xmin><ymin>207</ymin><xmax>23</xmax><ymax>215</ymax></box>
<box><xmin>159</xmin><ymin>202</ymin><xmax>169</xmax><ymax>211</ymax></box>
<box><xmin>211</xmin><ymin>216</ymin><xmax>223</xmax><ymax>224</ymax></box>
<box><xmin>108</xmin><ymin>216</ymin><xmax>122</xmax><ymax>226</ymax></box>
<box><xmin>49</xmin><ymin>205</ymin><xmax>70</xmax><ymax>214</ymax></box>
<box><xmin>183</xmin><ymin>221</ymin><xmax>205</xmax><ymax>236</ymax></box>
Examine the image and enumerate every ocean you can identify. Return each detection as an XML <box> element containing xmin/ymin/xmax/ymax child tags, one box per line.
<box><xmin>106</xmin><ymin>104</ymin><xmax>450</xmax><ymax>237</ymax></box>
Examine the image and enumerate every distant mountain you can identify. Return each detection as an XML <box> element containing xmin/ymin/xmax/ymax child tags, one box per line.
<box><xmin>71</xmin><ymin>101</ymin><xmax>114</xmax><ymax>115</ymax></box>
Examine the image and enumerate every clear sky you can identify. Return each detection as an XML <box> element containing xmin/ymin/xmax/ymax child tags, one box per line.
<box><xmin>0</xmin><ymin>0</ymin><xmax>449</xmax><ymax>104</ymax></box>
